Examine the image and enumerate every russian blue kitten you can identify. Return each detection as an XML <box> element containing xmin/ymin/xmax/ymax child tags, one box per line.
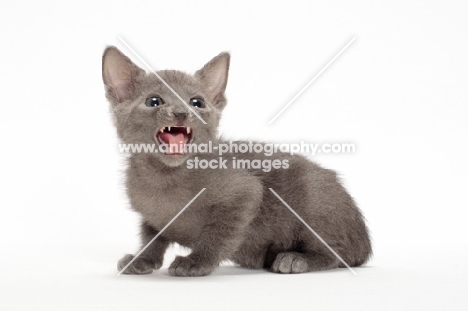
<box><xmin>102</xmin><ymin>46</ymin><xmax>372</xmax><ymax>276</ymax></box>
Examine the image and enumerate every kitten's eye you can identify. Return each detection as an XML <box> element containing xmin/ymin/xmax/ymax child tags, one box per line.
<box><xmin>145</xmin><ymin>97</ymin><xmax>164</xmax><ymax>107</ymax></box>
<box><xmin>190</xmin><ymin>98</ymin><xmax>205</xmax><ymax>108</ymax></box>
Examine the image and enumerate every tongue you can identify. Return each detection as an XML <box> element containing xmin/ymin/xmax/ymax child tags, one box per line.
<box><xmin>159</xmin><ymin>132</ymin><xmax>186</xmax><ymax>154</ymax></box>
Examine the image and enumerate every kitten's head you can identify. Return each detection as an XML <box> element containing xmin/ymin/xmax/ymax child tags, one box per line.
<box><xmin>102</xmin><ymin>46</ymin><xmax>230</xmax><ymax>167</ymax></box>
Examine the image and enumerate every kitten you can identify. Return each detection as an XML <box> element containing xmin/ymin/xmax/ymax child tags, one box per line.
<box><xmin>102</xmin><ymin>46</ymin><xmax>372</xmax><ymax>276</ymax></box>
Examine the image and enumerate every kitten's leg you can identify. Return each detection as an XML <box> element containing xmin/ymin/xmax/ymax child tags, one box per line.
<box><xmin>169</xmin><ymin>199</ymin><xmax>260</xmax><ymax>277</ymax></box>
<box><xmin>270</xmin><ymin>251</ymin><xmax>340</xmax><ymax>274</ymax></box>
<box><xmin>118</xmin><ymin>221</ymin><xmax>170</xmax><ymax>275</ymax></box>
<box><xmin>231</xmin><ymin>245</ymin><xmax>271</xmax><ymax>269</ymax></box>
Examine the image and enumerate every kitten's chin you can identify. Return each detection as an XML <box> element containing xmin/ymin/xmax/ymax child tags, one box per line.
<box><xmin>155</xmin><ymin>153</ymin><xmax>190</xmax><ymax>168</ymax></box>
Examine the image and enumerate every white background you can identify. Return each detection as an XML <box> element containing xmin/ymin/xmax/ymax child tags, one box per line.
<box><xmin>1</xmin><ymin>0</ymin><xmax>467</xmax><ymax>310</ymax></box>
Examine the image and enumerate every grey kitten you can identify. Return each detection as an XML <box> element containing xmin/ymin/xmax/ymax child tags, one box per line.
<box><xmin>102</xmin><ymin>46</ymin><xmax>372</xmax><ymax>276</ymax></box>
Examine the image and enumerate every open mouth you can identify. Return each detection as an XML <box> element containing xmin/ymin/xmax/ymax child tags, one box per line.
<box><xmin>155</xmin><ymin>126</ymin><xmax>193</xmax><ymax>155</ymax></box>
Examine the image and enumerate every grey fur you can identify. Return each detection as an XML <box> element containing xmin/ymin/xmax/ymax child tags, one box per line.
<box><xmin>102</xmin><ymin>46</ymin><xmax>372</xmax><ymax>276</ymax></box>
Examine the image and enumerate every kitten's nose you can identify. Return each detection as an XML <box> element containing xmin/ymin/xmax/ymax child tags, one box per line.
<box><xmin>173</xmin><ymin>112</ymin><xmax>188</xmax><ymax>121</ymax></box>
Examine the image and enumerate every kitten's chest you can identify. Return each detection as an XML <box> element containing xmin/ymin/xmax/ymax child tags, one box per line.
<box><xmin>126</xmin><ymin>165</ymin><xmax>203</xmax><ymax>242</ymax></box>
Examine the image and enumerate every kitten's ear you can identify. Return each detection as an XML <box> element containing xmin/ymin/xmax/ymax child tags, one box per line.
<box><xmin>195</xmin><ymin>52</ymin><xmax>230</xmax><ymax>109</ymax></box>
<box><xmin>102</xmin><ymin>46</ymin><xmax>145</xmax><ymax>103</ymax></box>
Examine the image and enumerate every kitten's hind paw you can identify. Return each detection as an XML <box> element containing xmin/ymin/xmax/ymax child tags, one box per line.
<box><xmin>168</xmin><ymin>255</ymin><xmax>215</xmax><ymax>277</ymax></box>
<box><xmin>270</xmin><ymin>252</ymin><xmax>311</xmax><ymax>274</ymax></box>
<box><xmin>117</xmin><ymin>254</ymin><xmax>157</xmax><ymax>275</ymax></box>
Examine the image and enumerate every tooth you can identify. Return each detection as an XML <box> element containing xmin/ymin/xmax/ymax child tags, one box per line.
<box><xmin>168</xmin><ymin>127</ymin><xmax>171</xmax><ymax>131</ymax></box>
<box><xmin>187</xmin><ymin>127</ymin><xmax>191</xmax><ymax>134</ymax></box>
<box><xmin>160</xmin><ymin>128</ymin><xmax>164</xmax><ymax>133</ymax></box>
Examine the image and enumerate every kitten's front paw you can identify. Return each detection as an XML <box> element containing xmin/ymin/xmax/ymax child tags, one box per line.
<box><xmin>168</xmin><ymin>256</ymin><xmax>215</xmax><ymax>277</ymax></box>
<box><xmin>117</xmin><ymin>254</ymin><xmax>159</xmax><ymax>275</ymax></box>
